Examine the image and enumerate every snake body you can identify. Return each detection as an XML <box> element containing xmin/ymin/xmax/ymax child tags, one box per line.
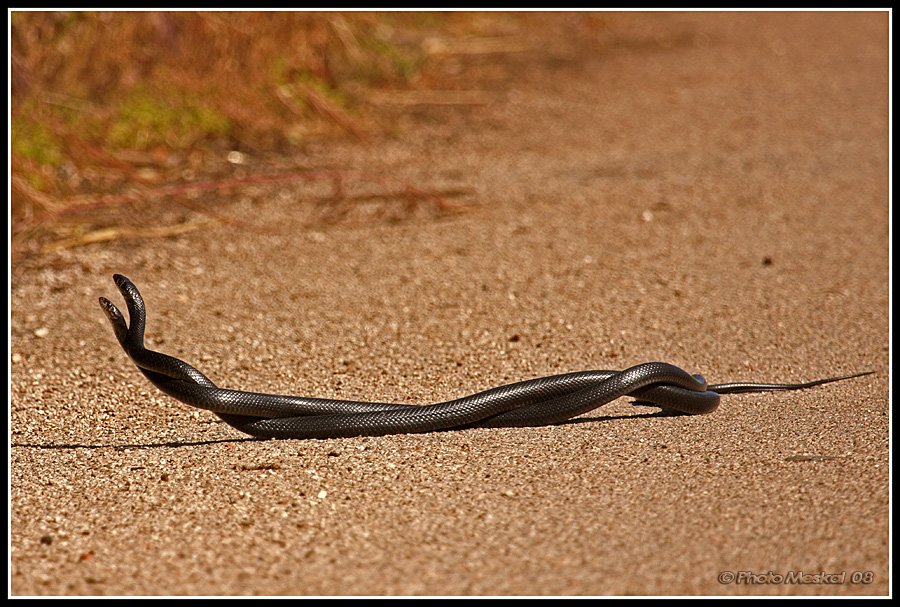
<box><xmin>99</xmin><ymin>274</ymin><xmax>870</xmax><ymax>440</ymax></box>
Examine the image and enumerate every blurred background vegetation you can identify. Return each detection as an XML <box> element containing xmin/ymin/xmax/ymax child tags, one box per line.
<box><xmin>12</xmin><ymin>11</ymin><xmax>602</xmax><ymax>258</ymax></box>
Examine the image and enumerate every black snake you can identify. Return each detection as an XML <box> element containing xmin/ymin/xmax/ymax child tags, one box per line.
<box><xmin>99</xmin><ymin>274</ymin><xmax>871</xmax><ymax>439</ymax></box>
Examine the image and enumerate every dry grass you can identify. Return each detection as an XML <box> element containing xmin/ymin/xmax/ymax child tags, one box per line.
<box><xmin>11</xmin><ymin>11</ymin><xmax>549</xmax><ymax>257</ymax></box>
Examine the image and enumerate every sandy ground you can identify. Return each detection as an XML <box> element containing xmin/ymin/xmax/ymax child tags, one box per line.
<box><xmin>9</xmin><ymin>12</ymin><xmax>889</xmax><ymax>596</ymax></box>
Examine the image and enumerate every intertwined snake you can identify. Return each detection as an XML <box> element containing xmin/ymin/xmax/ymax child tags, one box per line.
<box><xmin>99</xmin><ymin>274</ymin><xmax>871</xmax><ymax>439</ymax></box>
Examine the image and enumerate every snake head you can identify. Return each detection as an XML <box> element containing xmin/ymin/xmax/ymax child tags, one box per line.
<box><xmin>99</xmin><ymin>296</ymin><xmax>129</xmax><ymax>349</ymax></box>
<box><xmin>113</xmin><ymin>274</ymin><xmax>142</xmax><ymax>308</ymax></box>
<box><xmin>100</xmin><ymin>274</ymin><xmax>148</xmax><ymax>355</ymax></box>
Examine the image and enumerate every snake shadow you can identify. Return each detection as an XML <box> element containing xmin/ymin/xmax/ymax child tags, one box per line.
<box><xmin>11</xmin><ymin>402</ymin><xmax>681</xmax><ymax>450</ymax></box>
<box><xmin>557</xmin><ymin>401</ymin><xmax>695</xmax><ymax>425</ymax></box>
<box><xmin>10</xmin><ymin>436</ymin><xmax>265</xmax><ymax>451</ymax></box>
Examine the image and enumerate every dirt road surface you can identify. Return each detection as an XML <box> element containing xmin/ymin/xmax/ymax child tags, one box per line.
<box><xmin>10</xmin><ymin>12</ymin><xmax>889</xmax><ymax>596</ymax></box>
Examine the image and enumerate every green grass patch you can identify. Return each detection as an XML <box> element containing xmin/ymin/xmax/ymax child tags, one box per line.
<box><xmin>108</xmin><ymin>87</ymin><xmax>232</xmax><ymax>151</ymax></box>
